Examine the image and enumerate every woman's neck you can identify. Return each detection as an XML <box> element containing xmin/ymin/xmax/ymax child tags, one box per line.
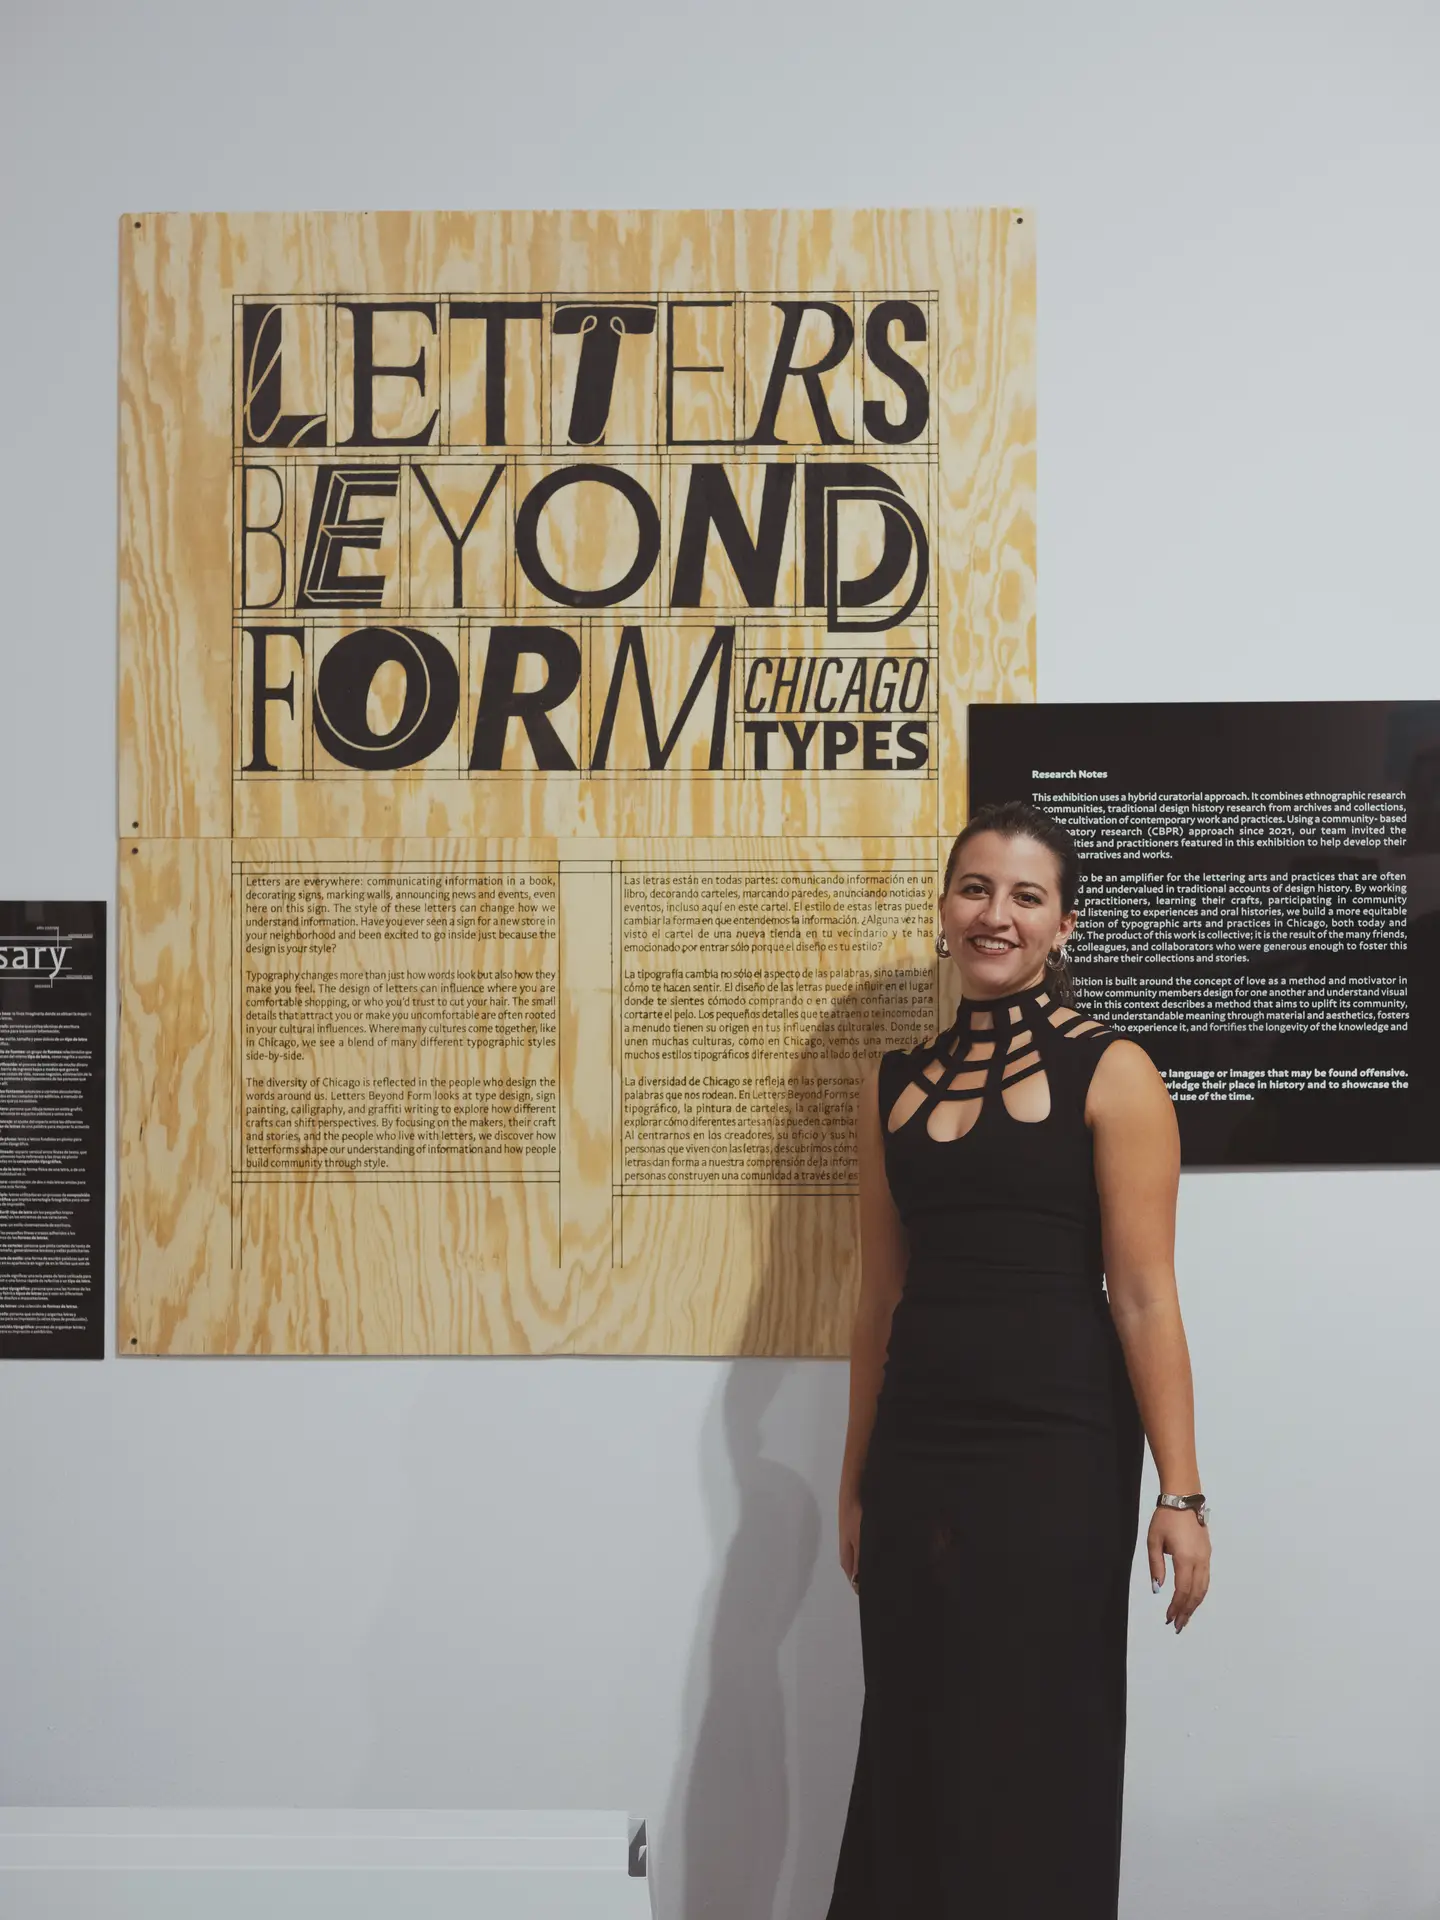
<box><xmin>954</xmin><ymin>969</ymin><xmax>1048</xmax><ymax>1011</ymax></box>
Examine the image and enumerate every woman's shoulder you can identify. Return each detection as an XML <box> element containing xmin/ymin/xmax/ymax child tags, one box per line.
<box><xmin>872</xmin><ymin>1037</ymin><xmax>925</xmax><ymax>1094</ymax></box>
<box><xmin>1077</xmin><ymin>1018</ymin><xmax>1171</xmax><ymax>1121</ymax></box>
<box><xmin>1043</xmin><ymin>1004</ymin><xmax>1163</xmax><ymax>1102</ymax></box>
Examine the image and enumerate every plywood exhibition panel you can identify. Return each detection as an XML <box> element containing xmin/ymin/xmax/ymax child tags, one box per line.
<box><xmin>117</xmin><ymin>209</ymin><xmax>1035</xmax><ymax>1353</ymax></box>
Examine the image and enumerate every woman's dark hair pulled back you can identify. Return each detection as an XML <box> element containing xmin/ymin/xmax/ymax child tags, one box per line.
<box><xmin>943</xmin><ymin>799</ymin><xmax>1083</xmax><ymax>1005</ymax></box>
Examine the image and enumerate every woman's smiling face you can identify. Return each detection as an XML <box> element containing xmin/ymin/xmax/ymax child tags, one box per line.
<box><xmin>939</xmin><ymin>829</ymin><xmax>1077</xmax><ymax>997</ymax></box>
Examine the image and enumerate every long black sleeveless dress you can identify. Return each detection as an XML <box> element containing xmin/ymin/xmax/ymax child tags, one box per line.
<box><xmin>826</xmin><ymin>983</ymin><xmax>1146</xmax><ymax>1920</ymax></box>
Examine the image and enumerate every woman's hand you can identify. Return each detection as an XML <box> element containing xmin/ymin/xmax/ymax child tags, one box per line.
<box><xmin>1148</xmin><ymin>1507</ymin><xmax>1211</xmax><ymax>1632</ymax></box>
<box><xmin>839</xmin><ymin>1487</ymin><xmax>863</xmax><ymax>1594</ymax></box>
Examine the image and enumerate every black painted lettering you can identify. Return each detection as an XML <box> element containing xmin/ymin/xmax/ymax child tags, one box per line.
<box><xmin>553</xmin><ymin>304</ymin><xmax>657</xmax><ymax>445</ymax></box>
<box><xmin>296</xmin><ymin>466</ymin><xmax>399</xmax><ymax>610</ymax></box>
<box><xmin>240</xmin><ymin>465</ymin><xmax>286</xmax><ymax>609</ymax></box>
<box><xmin>241</xmin><ymin>304</ymin><xmax>326</xmax><ymax>447</ymax></box>
<box><xmin>748</xmin><ymin>302</ymin><xmax>854</xmax><ymax>445</ymax></box>
<box><xmin>513</xmin><ymin>466</ymin><xmax>660</xmax><ymax>607</ymax></box>
<box><xmin>591</xmin><ymin>626</ymin><xmax>733</xmax><ymax>771</ymax></box>
<box><xmin>412</xmin><ymin>464</ymin><xmax>504</xmax><ymax>608</ymax></box>
<box><xmin>340</xmin><ymin>302</ymin><xmax>438</xmax><ymax>448</ymax></box>
<box><xmin>468</xmin><ymin>627</ymin><xmax>580</xmax><ymax>771</ymax></box>
<box><xmin>450</xmin><ymin>301</ymin><xmax>543</xmax><ymax>445</ymax></box>
<box><xmin>242</xmin><ymin>626</ymin><xmax>304</xmax><ymax>772</ymax></box>
<box><xmin>862</xmin><ymin>301</ymin><xmax>930</xmax><ymax>444</ymax></box>
<box><xmin>670</xmin><ymin>464</ymin><xmax>794</xmax><ymax>607</ymax></box>
<box><xmin>313</xmin><ymin>625</ymin><xmax>458</xmax><ymax>770</ymax></box>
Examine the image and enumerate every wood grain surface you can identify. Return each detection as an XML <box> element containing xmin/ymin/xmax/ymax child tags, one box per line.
<box><xmin>117</xmin><ymin>209</ymin><xmax>1035</xmax><ymax>1354</ymax></box>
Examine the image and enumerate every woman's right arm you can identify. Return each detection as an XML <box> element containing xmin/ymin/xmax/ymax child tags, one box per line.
<box><xmin>838</xmin><ymin>1060</ymin><xmax>909</xmax><ymax>1584</ymax></box>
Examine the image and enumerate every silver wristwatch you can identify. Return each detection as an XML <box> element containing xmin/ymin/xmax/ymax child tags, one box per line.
<box><xmin>1156</xmin><ymin>1492</ymin><xmax>1209</xmax><ymax>1527</ymax></box>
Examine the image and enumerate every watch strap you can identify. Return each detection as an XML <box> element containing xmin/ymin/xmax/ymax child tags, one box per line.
<box><xmin>1156</xmin><ymin>1492</ymin><xmax>1210</xmax><ymax>1526</ymax></box>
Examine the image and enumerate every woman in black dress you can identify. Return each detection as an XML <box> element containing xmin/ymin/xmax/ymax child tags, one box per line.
<box><xmin>826</xmin><ymin>800</ymin><xmax>1211</xmax><ymax>1919</ymax></box>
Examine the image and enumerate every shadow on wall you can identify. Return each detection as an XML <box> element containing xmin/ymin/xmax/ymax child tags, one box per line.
<box><xmin>654</xmin><ymin>969</ymin><xmax>923</xmax><ymax>1920</ymax></box>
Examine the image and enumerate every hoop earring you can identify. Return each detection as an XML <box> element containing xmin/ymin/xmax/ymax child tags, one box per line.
<box><xmin>935</xmin><ymin>930</ymin><xmax>951</xmax><ymax>958</ymax></box>
<box><xmin>1048</xmin><ymin>941</ymin><xmax>1070</xmax><ymax>966</ymax></box>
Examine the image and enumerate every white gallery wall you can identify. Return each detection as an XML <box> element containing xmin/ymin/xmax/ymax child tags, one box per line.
<box><xmin>1</xmin><ymin>3</ymin><xmax>1437</xmax><ymax>1916</ymax></box>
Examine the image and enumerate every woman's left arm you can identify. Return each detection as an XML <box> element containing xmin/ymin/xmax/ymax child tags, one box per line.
<box><xmin>1087</xmin><ymin>1039</ymin><xmax>1212</xmax><ymax>1634</ymax></box>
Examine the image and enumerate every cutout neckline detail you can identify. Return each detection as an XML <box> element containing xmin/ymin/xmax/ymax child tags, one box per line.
<box><xmin>884</xmin><ymin>986</ymin><xmax>1111</xmax><ymax>1141</ymax></box>
<box><xmin>948</xmin><ymin>982</ymin><xmax>1052</xmax><ymax>1022</ymax></box>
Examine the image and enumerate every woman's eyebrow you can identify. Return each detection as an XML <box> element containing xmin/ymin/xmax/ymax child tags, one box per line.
<box><xmin>956</xmin><ymin>869</ymin><xmax>1050</xmax><ymax>895</ymax></box>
